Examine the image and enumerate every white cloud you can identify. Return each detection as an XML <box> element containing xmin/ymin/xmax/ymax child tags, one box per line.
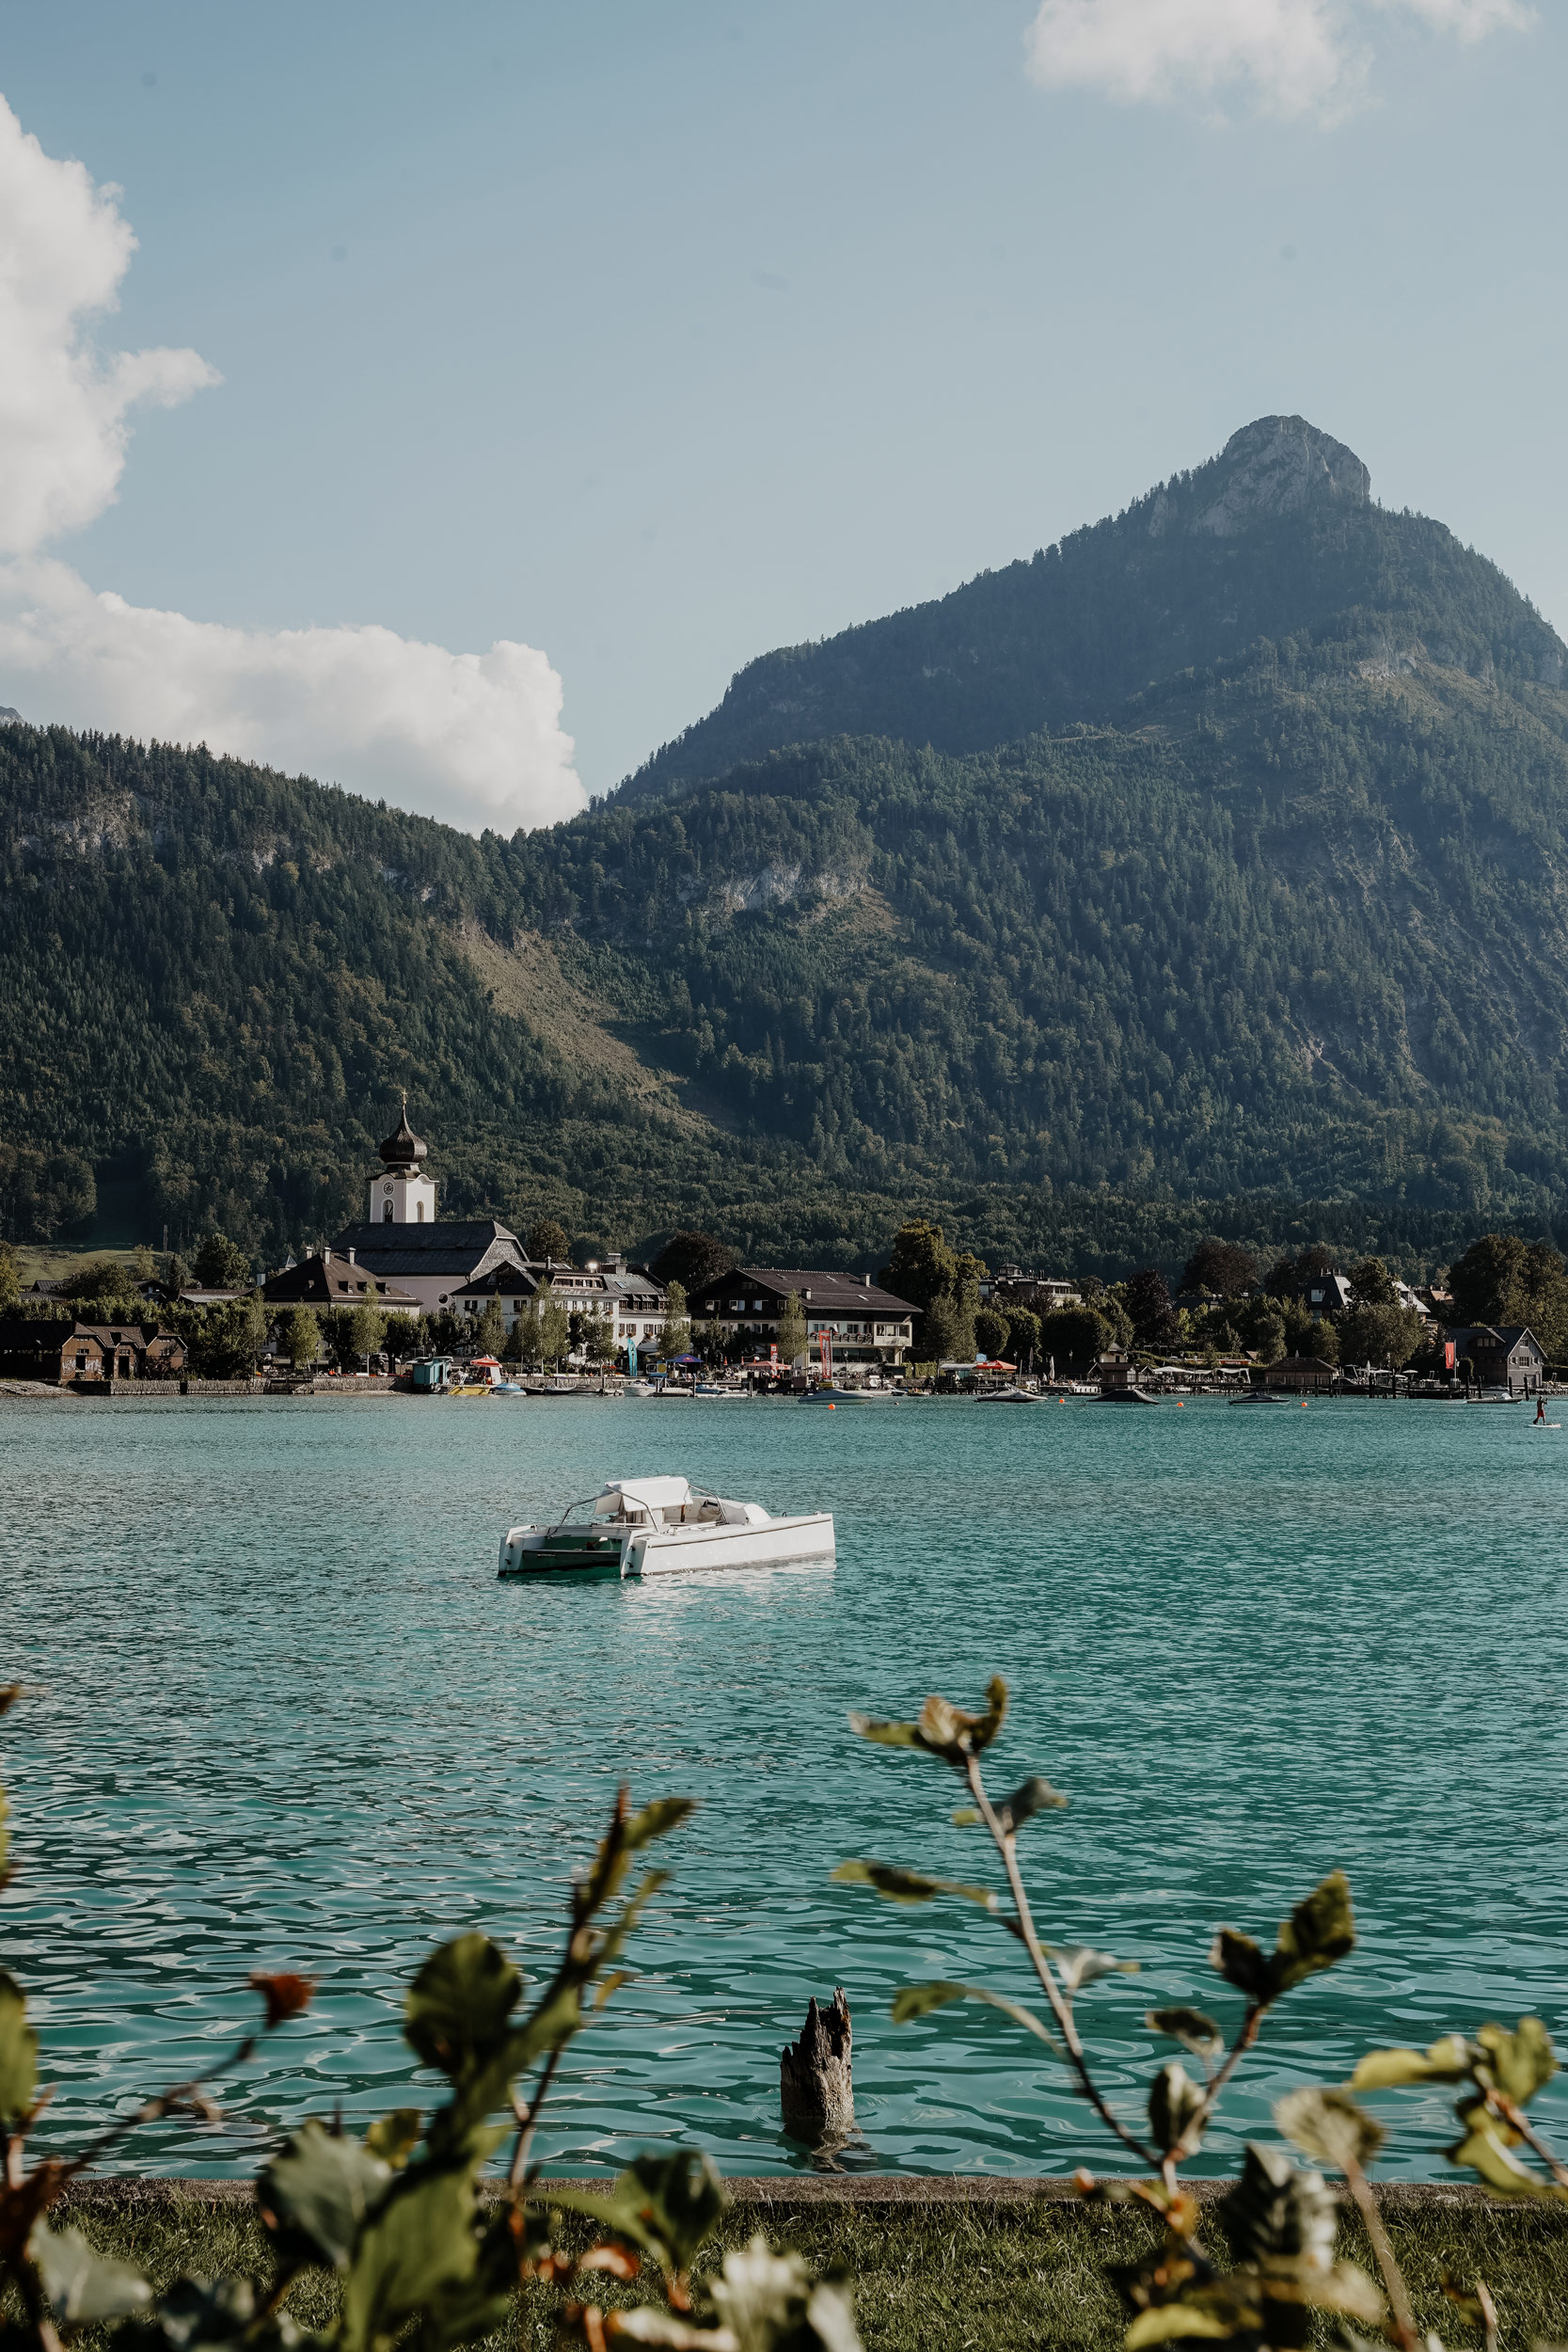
<box><xmin>0</xmin><ymin>560</ymin><xmax>584</xmax><ymax>834</ymax></box>
<box><xmin>1023</xmin><ymin>0</ymin><xmax>1531</xmax><ymax>119</ymax></box>
<box><xmin>0</xmin><ymin>92</ymin><xmax>584</xmax><ymax>834</ymax></box>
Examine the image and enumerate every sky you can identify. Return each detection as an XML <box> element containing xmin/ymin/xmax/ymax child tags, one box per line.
<box><xmin>0</xmin><ymin>0</ymin><xmax>1564</xmax><ymax>831</ymax></box>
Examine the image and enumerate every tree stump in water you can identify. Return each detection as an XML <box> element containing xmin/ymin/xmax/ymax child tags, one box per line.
<box><xmin>780</xmin><ymin>1987</ymin><xmax>854</xmax><ymax>2137</ymax></box>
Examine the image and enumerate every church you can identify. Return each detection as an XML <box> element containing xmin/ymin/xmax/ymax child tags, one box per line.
<box><xmin>329</xmin><ymin>1100</ymin><xmax>534</xmax><ymax>1320</ymax></box>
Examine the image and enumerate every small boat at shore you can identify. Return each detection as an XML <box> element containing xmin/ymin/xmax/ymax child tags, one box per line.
<box><xmin>499</xmin><ymin>1476</ymin><xmax>834</xmax><ymax>1579</ymax></box>
<box><xmin>975</xmin><ymin>1384</ymin><xmax>1037</xmax><ymax>1404</ymax></box>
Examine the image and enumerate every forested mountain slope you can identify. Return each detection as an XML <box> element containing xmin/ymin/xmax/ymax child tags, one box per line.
<box><xmin>5</xmin><ymin>413</ymin><xmax>1568</xmax><ymax>1272</ymax></box>
<box><xmin>621</xmin><ymin>415</ymin><xmax>1568</xmax><ymax>801</ymax></box>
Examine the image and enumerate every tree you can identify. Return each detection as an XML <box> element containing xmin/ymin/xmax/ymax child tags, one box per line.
<box><xmin>1122</xmin><ymin>1267</ymin><xmax>1178</xmax><ymax>1348</ymax></box>
<box><xmin>1005</xmin><ymin>1305</ymin><xmax>1041</xmax><ymax>1371</ymax></box>
<box><xmin>1098</xmin><ymin>1289</ymin><xmax>1133</xmax><ymax>1347</ymax></box>
<box><xmin>347</xmin><ymin>1301</ymin><xmax>386</xmax><ymax>1369</ymax></box>
<box><xmin>59</xmin><ymin>1257</ymin><xmax>139</xmax><ymax>1307</ymax></box>
<box><xmin>190</xmin><ymin>1295</ymin><xmax>267</xmax><ymax>1378</ymax></box>
<box><xmin>194</xmin><ymin>1231</ymin><xmax>253</xmax><ymax>1289</ymax></box>
<box><xmin>879</xmin><ymin>1219</ymin><xmax>957</xmax><ymax>1313</ymax></box>
<box><xmin>1349</xmin><ymin>1257</ymin><xmax>1397</xmax><ymax>1307</ymax></box>
<box><xmin>0</xmin><ymin>1239</ymin><xmax>18</xmax><ymax>1314</ymax></box>
<box><xmin>776</xmin><ymin>1289</ymin><xmax>807</xmax><ymax>1367</ymax></box>
<box><xmin>1252</xmin><ymin>1309</ymin><xmax>1287</xmax><ymax>1363</ymax></box>
<box><xmin>537</xmin><ymin>1296</ymin><xmax>570</xmax><ymax>1366</ymax></box>
<box><xmin>382</xmin><ymin>1311</ymin><xmax>420</xmax><ymax>1364</ymax></box>
<box><xmin>1339</xmin><ymin>1301</ymin><xmax>1423</xmax><ymax>1369</ymax></box>
<box><xmin>527</xmin><ymin>1217</ymin><xmax>571</xmax><ymax>1264</ymax></box>
<box><xmin>1180</xmin><ymin>1239</ymin><xmax>1258</xmax><ymax>1298</ymax></box>
<box><xmin>277</xmin><ymin>1306</ymin><xmax>320</xmax><ymax>1373</ymax></box>
<box><xmin>650</xmin><ymin>1231</ymin><xmax>736</xmax><ymax>1295</ymax></box>
<box><xmin>584</xmin><ymin>1310</ymin><xmax>617</xmax><ymax>1365</ymax></box>
<box><xmin>660</xmin><ymin>1279</ymin><xmax>691</xmax><ymax>1362</ymax></box>
<box><xmin>1265</xmin><ymin>1245</ymin><xmax>1337</xmax><ymax>1298</ymax></box>
<box><xmin>974</xmin><ymin>1307</ymin><xmax>1010</xmax><ymax>1360</ymax></box>
<box><xmin>1038</xmin><ymin>1305</ymin><xmax>1110</xmax><ymax>1374</ymax></box>
<box><xmin>1447</xmin><ymin>1234</ymin><xmax>1568</xmax><ymax>1357</ymax></box>
<box><xmin>472</xmin><ymin>1303</ymin><xmax>507</xmax><ymax>1360</ymax></box>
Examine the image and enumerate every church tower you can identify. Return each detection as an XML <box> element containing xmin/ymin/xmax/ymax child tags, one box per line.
<box><xmin>370</xmin><ymin>1097</ymin><xmax>437</xmax><ymax>1225</ymax></box>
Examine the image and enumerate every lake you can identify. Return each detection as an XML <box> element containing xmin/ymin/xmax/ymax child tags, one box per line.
<box><xmin>4</xmin><ymin>1390</ymin><xmax>1566</xmax><ymax>2180</ymax></box>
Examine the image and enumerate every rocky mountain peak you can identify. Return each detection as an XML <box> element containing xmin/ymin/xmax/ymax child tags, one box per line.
<box><xmin>1193</xmin><ymin>415</ymin><xmax>1370</xmax><ymax>537</ymax></box>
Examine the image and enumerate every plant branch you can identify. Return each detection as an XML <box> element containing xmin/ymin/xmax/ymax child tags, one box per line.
<box><xmin>509</xmin><ymin>2042</ymin><xmax>565</xmax><ymax>2192</ymax></box>
<box><xmin>1342</xmin><ymin>2152</ymin><xmax>1418</xmax><ymax>2352</ymax></box>
<box><xmin>1487</xmin><ymin>2090</ymin><xmax>1568</xmax><ymax>2189</ymax></box>
<box><xmin>964</xmin><ymin>1753</ymin><xmax>1158</xmax><ymax>2168</ymax></box>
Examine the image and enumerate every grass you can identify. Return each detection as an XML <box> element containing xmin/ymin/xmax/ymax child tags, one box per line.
<box><xmin>39</xmin><ymin>2187</ymin><xmax>1568</xmax><ymax>2352</ymax></box>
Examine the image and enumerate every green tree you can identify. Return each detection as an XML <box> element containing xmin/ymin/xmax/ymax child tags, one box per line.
<box><xmin>190</xmin><ymin>1295</ymin><xmax>267</xmax><ymax>1378</ymax></box>
<box><xmin>1097</xmin><ymin>1287</ymin><xmax>1134</xmax><ymax>1347</ymax></box>
<box><xmin>1349</xmin><ymin>1256</ymin><xmax>1398</xmax><ymax>1306</ymax></box>
<box><xmin>471</xmin><ymin>1303</ymin><xmax>507</xmax><ymax>1360</ymax></box>
<box><xmin>974</xmin><ymin>1306</ymin><xmax>1010</xmax><ymax>1360</ymax></box>
<box><xmin>58</xmin><ymin>1257</ymin><xmax>139</xmax><ymax>1306</ymax></box>
<box><xmin>131</xmin><ymin>1243</ymin><xmax>156</xmax><ymax>1282</ymax></box>
<box><xmin>382</xmin><ymin>1311</ymin><xmax>420</xmax><ymax>1363</ymax></box>
<box><xmin>1340</xmin><ymin>1301</ymin><xmax>1424</xmax><ymax>1369</ymax></box>
<box><xmin>527</xmin><ymin>1217</ymin><xmax>571</xmax><ymax>1263</ymax></box>
<box><xmin>510</xmin><ymin>1298</ymin><xmax>544</xmax><ymax>1366</ymax></box>
<box><xmin>650</xmin><ymin>1231</ymin><xmax>736</xmax><ymax>1295</ymax></box>
<box><xmin>537</xmin><ymin>1295</ymin><xmax>570</xmax><ymax>1366</ymax></box>
<box><xmin>775</xmin><ymin>1289</ymin><xmax>807</xmax><ymax>1366</ymax></box>
<box><xmin>584</xmin><ymin>1310</ymin><xmax>618</xmax><ymax>1365</ymax></box>
<box><xmin>1447</xmin><ymin>1233</ymin><xmax>1568</xmax><ymax>1356</ymax></box>
<box><xmin>1122</xmin><ymin>1266</ymin><xmax>1178</xmax><ymax>1348</ymax></box>
<box><xmin>1251</xmin><ymin>1308</ymin><xmax>1287</xmax><ymax>1363</ymax></box>
<box><xmin>1005</xmin><ymin>1304</ymin><xmax>1041</xmax><ymax>1371</ymax></box>
<box><xmin>0</xmin><ymin>1238</ymin><xmax>18</xmax><ymax>1314</ymax></box>
<box><xmin>660</xmin><ymin>1279</ymin><xmax>690</xmax><ymax>1361</ymax></box>
<box><xmin>1038</xmin><ymin>1305</ymin><xmax>1110</xmax><ymax>1374</ymax></box>
<box><xmin>277</xmin><ymin>1305</ymin><xmax>320</xmax><ymax>1373</ymax></box>
<box><xmin>1181</xmin><ymin>1238</ymin><xmax>1258</xmax><ymax>1297</ymax></box>
<box><xmin>194</xmin><ymin>1231</ymin><xmax>253</xmax><ymax>1289</ymax></box>
<box><xmin>880</xmin><ymin>1219</ymin><xmax>957</xmax><ymax>1312</ymax></box>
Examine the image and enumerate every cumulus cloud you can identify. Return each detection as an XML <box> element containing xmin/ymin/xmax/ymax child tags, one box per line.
<box><xmin>0</xmin><ymin>93</ymin><xmax>583</xmax><ymax>833</ymax></box>
<box><xmin>1023</xmin><ymin>0</ymin><xmax>1531</xmax><ymax>119</ymax></box>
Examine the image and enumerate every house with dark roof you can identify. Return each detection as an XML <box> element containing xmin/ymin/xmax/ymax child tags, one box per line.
<box><xmin>1445</xmin><ymin>1325</ymin><xmax>1545</xmax><ymax>1394</ymax></box>
<box><xmin>689</xmin><ymin>1266</ymin><xmax>917</xmax><ymax>1364</ymax></box>
<box><xmin>261</xmin><ymin>1252</ymin><xmax>422</xmax><ymax>1313</ymax></box>
<box><xmin>0</xmin><ymin>1319</ymin><xmax>185</xmax><ymax>1385</ymax></box>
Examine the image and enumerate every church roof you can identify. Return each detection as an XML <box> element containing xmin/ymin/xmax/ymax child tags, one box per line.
<box><xmin>332</xmin><ymin>1220</ymin><xmax>526</xmax><ymax>1279</ymax></box>
<box><xmin>377</xmin><ymin>1095</ymin><xmax>429</xmax><ymax>1169</ymax></box>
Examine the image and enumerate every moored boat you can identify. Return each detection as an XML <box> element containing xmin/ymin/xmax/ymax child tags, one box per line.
<box><xmin>499</xmin><ymin>1476</ymin><xmax>834</xmax><ymax>1579</ymax></box>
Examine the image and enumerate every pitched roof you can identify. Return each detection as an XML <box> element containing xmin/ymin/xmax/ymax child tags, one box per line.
<box><xmin>695</xmin><ymin>1266</ymin><xmax>918</xmax><ymax>1316</ymax></box>
<box><xmin>331</xmin><ymin>1221</ymin><xmax>525</xmax><ymax>1278</ymax></box>
<box><xmin>262</xmin><ymin>1258</ymin><xmax>421</xmax><ymax>1309</ymax></box>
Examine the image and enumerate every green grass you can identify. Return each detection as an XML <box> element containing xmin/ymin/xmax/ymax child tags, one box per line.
<box><xmin>40</xmin><ymin>2190</ymin><xmax>1568</xmax><ymax>2352</ymax></box>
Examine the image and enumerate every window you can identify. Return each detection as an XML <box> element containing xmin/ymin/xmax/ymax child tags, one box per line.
<box><xmin>383</xmin><ymin>1202</ymin><xmax>393</xmax><ymax>1223</ymax></box>
<box><xmin>417</xmin><ymin>1202</ymin><xmax>424</xmax><ymax>1222</ymax></box>
<box><xmin>339</xmin><ymin>1280</ymin><xmax>349</xmax><ymax>1293</ymax></box>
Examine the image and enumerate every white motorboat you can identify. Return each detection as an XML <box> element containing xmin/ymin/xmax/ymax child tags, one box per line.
<box><xmin>499</xmin><ymin>1475</ymin><xmax>834</xmax><ymax>1580</ymax></box>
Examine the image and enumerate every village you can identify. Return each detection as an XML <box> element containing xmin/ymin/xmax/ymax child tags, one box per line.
<box><xmin>0</xmin><ymin>1105</ymin><xmax>1556</xmax><ymax>1403</ymax></box>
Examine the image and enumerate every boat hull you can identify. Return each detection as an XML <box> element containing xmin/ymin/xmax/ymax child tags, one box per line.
<box><xmin>499</xmin><ymin>1530</ymin><xmax>626</xmax><ymax>1579</ymax></box>
<box><xmin>624</xmin><ymin>1513</ymin><xmax>835</xmax><ymax>1576</ymax></box>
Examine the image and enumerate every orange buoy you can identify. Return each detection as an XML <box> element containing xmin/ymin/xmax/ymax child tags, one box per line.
<box><xmin>828</xmin><ymin>1401</ymin><xmax>835</xmax><ymax>1410</ymax></box>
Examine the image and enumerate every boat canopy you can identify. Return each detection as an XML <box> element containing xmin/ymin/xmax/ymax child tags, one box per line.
<box><xmin>594</xmin><ymin>1476</ymin><xmax>695</xmax><ymax>1522</ymax></box>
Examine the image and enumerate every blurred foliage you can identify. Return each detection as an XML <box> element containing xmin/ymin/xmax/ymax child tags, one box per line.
<box><xmin>836</xmin><ymin>1672</ymin><xmax>1568</xmax><ymax>2352</ymax></box>
<box><xmin>0</xmin><ymin>1705</ymin><xmax>855</xmax><ymax>2352</ymax></box>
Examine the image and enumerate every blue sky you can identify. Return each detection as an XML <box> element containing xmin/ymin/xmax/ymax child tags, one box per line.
<box><xmin>1</xmin><ymin>0</ymin><xmax>1563</xmax><ymax>824</ymax></box>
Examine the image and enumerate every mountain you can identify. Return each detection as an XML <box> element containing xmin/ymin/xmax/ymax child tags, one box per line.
<box><xmin>621</xmin><ymin>416</ymin><xmax>1567</xmax><ymax>800</ymax></box>
<box><xmin>5</xmin><ymin>414</ymin><xmax>1568</xmax><ymax>1276</ymax></box>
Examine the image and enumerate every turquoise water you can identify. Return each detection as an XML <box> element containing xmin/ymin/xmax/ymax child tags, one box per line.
<box><xmin>3</xmin><ymin>1391</ymin><xmax>1567</xmax><ymax>2182</ymax></box>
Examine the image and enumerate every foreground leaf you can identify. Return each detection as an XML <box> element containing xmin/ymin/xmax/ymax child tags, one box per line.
<box><xmin>0</xmin><ymin>1966</ymin><xmax>38</xmax><ymax>2120</ymax></box>
<box><xmin>1351</xmin><ymin>2035</ymin><xmax>1471</xmax><ymax>2091</ymax></box>
<box><xmin>1147</xmin><ymin>2008</ymin><xmax>1223</xmax><ymax>2060</ymax></box>
<box><xmin>338</xmin><ymin>2163</ymin><xmax>489</xmax><ymax>2352</ymax></box>
<box><xmin>1275</xmin><ymin>2086</ymin><xmax>1386</xmax><ymax>2174</ymax></box>
<box><xmin>259</xmin><ymin>2119</ymin><xmax>393</xmax><ymax>2269</ymax></box>
<box><xmin>831</xmin><ymin>1860</ymin><xmax>996</xmax><ymax>1910</ymax></box>
<box><xmin>1476</xmin><ymin>2018</ymin><xmax>1556</xmax><ymax>2106</ymax></box>
<box><xmin>708</xmin><ymin>2234</ymin><xmax>863</xmax><ymax>2352</ymax></box>
<box><xmin>1270</xmin><ymin>1871</ymin><xmax>1355</xmax><ymax>1995</ymax></box>
<box><xmin>1148</xmin><ymin>2061</ymin><xmax>1206</xmax><ymax>2155</ymax></box>
<box><xmin>890</xmin><ymin>1979</ymin><xmax>1060</xmax><ymax>2049</ymax></box>
<box><xmin>28</xmin><ymin>2223</ymin><xmax>151</xmax><ymax>2323</ymax></box>
<box><xmin>405</xmin><ymin>1934</ymin><xmax>521</xmax><ymax>2075</ymax></box>
<box><xmin>624</xmin><ymin>1798</ymin><xmax>698</xmax><ymax>1852</ymax></box>
<box><xmin>1220</xmin><ymin>2143</ymin><xmax>1337</xmax><ymax>2270</ymax></box>
<box><xmin>550</xmin><ymin>2152</ymin><xmax>727</xmax><ymax>2280</ymax></box>
<box><xmin>1048</xmin><ymin>1945</ymin><xmax>1137</xmax><ymax>1993</ymax></box>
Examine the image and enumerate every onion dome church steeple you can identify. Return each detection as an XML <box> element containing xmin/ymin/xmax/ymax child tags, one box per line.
<box><xmin>370</xmin><ymin>1094</ymin><xmax>437</xmax><ymax>1225</ymax></box>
